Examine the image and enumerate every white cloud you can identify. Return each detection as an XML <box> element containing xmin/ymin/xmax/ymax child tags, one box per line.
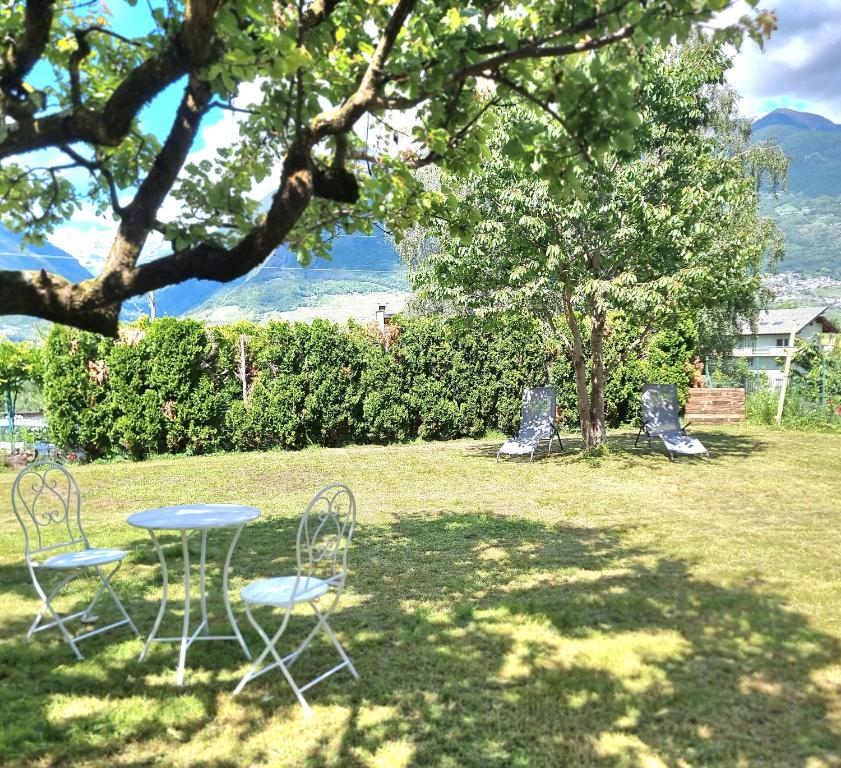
<box><xmin>716</xmin><ymin>1</ymin><xmax>841</xmax><ymax>122</ymax></box>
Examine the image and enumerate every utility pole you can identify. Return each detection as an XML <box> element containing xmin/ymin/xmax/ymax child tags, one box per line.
<box><xmin>148</xmin><ymin>290</ymin><xmax>157</xmax><ymax>321</ymax></box>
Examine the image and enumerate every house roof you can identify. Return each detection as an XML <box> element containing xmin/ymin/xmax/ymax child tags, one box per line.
<box><xmin>739</xmin><ymin>306</ymin><xmax>838</xmax><ymax>336</ymax></box>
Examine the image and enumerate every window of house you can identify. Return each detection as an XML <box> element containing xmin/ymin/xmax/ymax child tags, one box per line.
<box><xmin>776</xmin><ymin>337</ymin><xmax>786</xmax><ymax>347</ymax></box>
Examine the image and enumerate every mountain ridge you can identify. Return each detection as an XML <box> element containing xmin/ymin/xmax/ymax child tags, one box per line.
<box><xmin>753</xmin><ymin>108</ymin><xmax>841</xmax><ymax>133</ymax></box>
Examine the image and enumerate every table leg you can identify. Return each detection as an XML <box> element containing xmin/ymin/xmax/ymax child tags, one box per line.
<box><xmin>199</xmin><ymin>530</ymin><xmax>209</xmax><ymax>636</ymax></box>
<box><xmin>139</xmin><ymin>530</ymin><xmax>169</xmax><ymax>662</ymax></box>
<box><xmin>176</xmin><ymin>531</ymin><xmax>191</xmax><ymax>686</ymax></box>
<box><xmin>222</xmin><ymin>523</ymin><xmax>252</xmax><ymax>660</ymax></box>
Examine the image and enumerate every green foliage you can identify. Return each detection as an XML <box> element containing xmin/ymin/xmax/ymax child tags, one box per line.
<box><xmin>41</xmin><ymin>316</ymin><xmax>551</xmax><ymax>458</ymax></box>
<box><xmin>0</xmin><ymin>338</ymin><xmax>41</xmax><ymax>390</ymax></box>
<box><xmin>0</xmin><ymin>0</ymin><xmax>768</xmax><ymax>274</ymax></box>
<box><xmin>549</xmin><ymin>315</ymin><xmax>695</xmax><ymax>428</ymax></box>
<box><xmin>410</xmin><ymin>41</ymin><xmax>773</xmax><ymax>448</ymax></box>
<box><xmin>744</xmin><ymin>342</ymin><xmax>841</xmax><ymax>432</ymax></box>
<box><xmin>41</xmin><ymin>326</ymin><xmax>113</xmax><ymax>456</ymax></box>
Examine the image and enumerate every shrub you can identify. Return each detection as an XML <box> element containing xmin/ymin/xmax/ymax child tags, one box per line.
<box><xmin>42</xmin><ymin>326</ymin><xmax>112</xmax><ymax>456</ymax></box>
<box><xmin>40</xmin><ymin>312</ymin><xmax>693</xmax><ymax>459</ymax></box>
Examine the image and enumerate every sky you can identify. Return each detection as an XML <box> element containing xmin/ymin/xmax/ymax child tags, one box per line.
<box><xmin>22</xmin><ymin>1</ymin><xmax>841</xmax><ymax>266</ymax></box>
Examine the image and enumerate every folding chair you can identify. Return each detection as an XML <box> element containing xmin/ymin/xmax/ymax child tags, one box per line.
<box><xmin>11</xmin><ymin>461</ymin><xmax>138</xmax><ymax>659</ymax></box>
<box><xmin>497</xmin><ymin>386</ymin><xmax>563</xmax><ymax>462</ymax></box>
<box><xmin>233</xmin><ymin>483</ymin><xmax>358</xmax><ymax>715</ymax></box>
<box><xmin>635</xmin><ymin>384</ymin><xmax>710</xmax><ymax>461</ymax></box>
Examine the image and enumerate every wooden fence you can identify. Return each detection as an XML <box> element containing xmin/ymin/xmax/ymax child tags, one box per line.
<box><xmin>685</xmin><ymin>388</ymin><xmax>745</xmax><ymax>424</ymax></box>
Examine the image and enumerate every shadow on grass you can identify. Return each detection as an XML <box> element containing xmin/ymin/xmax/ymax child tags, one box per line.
<box><xmin>465</xmin><ymin>429</ymin><xmax>768</xmax><ymax>466</ymax></box>
<box><xmin>0</xmin><ymin>511</ymin><xmax>838</xmax><ymax>767</ymax></box>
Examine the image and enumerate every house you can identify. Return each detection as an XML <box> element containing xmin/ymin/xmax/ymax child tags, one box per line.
<box><xmin>728</xmin><ymin>306</ymin><xmax>838</xmax><ymax>387</ymax></box>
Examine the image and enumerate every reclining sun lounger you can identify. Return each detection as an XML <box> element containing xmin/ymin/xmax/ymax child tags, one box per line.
<box><xmin>497</xmin><ymin>387</ymin><xmax>563</xmax><ymax>462</ymax></box>
<box><xmin>635</xmin><ymin>384</ymin><xmax>710</xmax><ymax>461</ymax></box>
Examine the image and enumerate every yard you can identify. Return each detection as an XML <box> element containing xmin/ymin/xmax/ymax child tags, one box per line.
<box><xmin>1</xmin><ymin>425</ymin><xmax>840</xmax><ymax>767</ymax></box>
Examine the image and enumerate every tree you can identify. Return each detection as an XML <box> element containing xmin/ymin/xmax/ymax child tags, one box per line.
<box><xmin>0</xmin><ymin>338</ymin><xmax>42</xmax><ymax>448</ymax></box>
<box><xmin>413</xmin><ymin>41</ymin><xmax>782</xmax><ymax>450</ymax></box>
<box><xmin>0</xmin><ymin>0</ymin><xmax>774</xmax><ymax>335</ymax></box>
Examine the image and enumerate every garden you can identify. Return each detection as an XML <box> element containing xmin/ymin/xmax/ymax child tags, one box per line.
<box><xmin>3</xmin><ymin>1</ymin><xmax>841</xmax><ymax>766</ymax></box>
<box><xmin>2</xmin><ymin>427</ymin><xmax>841</xmax><ymax>767</ymax></box>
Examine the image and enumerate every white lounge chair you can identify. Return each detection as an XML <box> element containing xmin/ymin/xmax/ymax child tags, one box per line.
<box><xmin>635</xmin><ymin>384</ymin><xmax>710</xmax><ymax>461</ymax></box>
<box><xmin>497</xmin><ymin>387</ymin><xmax>563</xmax><ymax>462</ymax></box>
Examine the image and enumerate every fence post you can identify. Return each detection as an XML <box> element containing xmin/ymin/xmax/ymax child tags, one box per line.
<box><xmin>775</xmin><ymin>329</ymin><xmax>797</xmax><ymax>425</ymax></box>
<box><xmin>239</xmin><ymin>334</ymin><xmax>248</xmax><ymax>404</ymax></box>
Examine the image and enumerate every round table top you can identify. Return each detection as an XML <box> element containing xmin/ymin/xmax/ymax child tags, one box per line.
<box><xmin>127</xmin><ymin>504</ymin><xmax>261</xmax><ymax>531</ymax></box>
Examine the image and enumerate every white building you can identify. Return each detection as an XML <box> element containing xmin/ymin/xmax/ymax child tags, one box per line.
<box><xmin>728</xmin><ymin>306</ymin><xmax>838</xmax><ymax>387</ymax></box>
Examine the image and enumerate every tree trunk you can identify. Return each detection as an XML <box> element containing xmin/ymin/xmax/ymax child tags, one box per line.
<box><xmin>587</xmin><ymin>308</ymin><xmax>608</xmax><ymax>449</ymax></box>
<box><xmin>561</xmin><ymin>289</ymin><xmax>608</xmax><ymax>452</ymax></box>
<box><xmin>562</xmin><ymin>290</ymin><xmax>596</xmax><ymax>450</ymax></box>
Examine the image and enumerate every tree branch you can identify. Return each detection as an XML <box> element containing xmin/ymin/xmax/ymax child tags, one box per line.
<box><xmin>309</xmin><ymin>0</ymin><xmax>418</xmax><ymax>140</ymax></box>
<box><xmin>0</xmin><ymin>157</ymin><xmax>315</xmax><ymax>336</ymax></box>
<box><xmin>105</xmin><ymin>76</ymin><xmax>212</xmax><ymax>274</ymax></box>
<box><xmin>0</xmin><ymin>0</ymin><xmax>221</xmax><ymax>160</ymax></box>
<box><xmin>0</xmin><ymin>0</ymin><xmax>55</xmax><ymax>94</ymax></box>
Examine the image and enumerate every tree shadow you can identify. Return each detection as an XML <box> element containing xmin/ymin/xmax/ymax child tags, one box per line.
<box><xmin>0</xmin><ymin>512</ymin><xmax>838</xmax><ymax>767</ymax></box>
<box><xmin>463</xmin><ymin>429</ymin><xmax>768</xmax><ymax>467</ymax></box>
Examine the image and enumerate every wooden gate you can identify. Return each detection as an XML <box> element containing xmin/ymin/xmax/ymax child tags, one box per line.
<box><xmin>685</xmin><ymin>388</ymin><xmax>745</xmax><ymax>424</ymax></box>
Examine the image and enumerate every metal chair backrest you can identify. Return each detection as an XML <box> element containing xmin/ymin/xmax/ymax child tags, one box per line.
<box><xmin>642</xmin><ymin>384</ymin><xmax>682</xmax><ymax>435</ymax></box>
<box><xmin>11</xmin><ymin>461</ymin><xmax>88</xmax><ymax>561</ymax></box>
<box><xmin>519</xmin><ymin>387</ymin><xmax>556</xmax><ymax>441</ymax></box>
<box><xmin>295</xmin><ymin>484</ymin><xmax>356</xmax><ymax>589</ymax></box>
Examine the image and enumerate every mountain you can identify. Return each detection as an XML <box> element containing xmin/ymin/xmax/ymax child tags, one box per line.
<box><xmin>0</xmin><ymin>223</ymin><xmax>93</xmax><ymax>284</ymax></box>
<box><xmin>753</xmin><ymin>108</ymin><xmax>841</xmax><ymax>134</ymax></box>
<box><xmin>0</xmin><ymin>224</ymin><xmax>95</xmax><ymax>340</ymax></box>
<box><xmin>190</xmin><ymin>227</ymin><xmax>409</xmax><ymax>324</ymax></box>
<box><xmin>752</xmin><ymin>108</ymin><xmax>841</xmax><ymax>279</ymax></box>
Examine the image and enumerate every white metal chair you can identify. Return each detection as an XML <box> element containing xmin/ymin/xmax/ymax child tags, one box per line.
<box><xmin>233</xmin><ymin>483</ymin><xmax>358</xmax><ymax>714</ymax></box>
<box><xmin>11</xmin><ymin>461</ymin><xmax>138</xmax><ymax>659</ymax></box>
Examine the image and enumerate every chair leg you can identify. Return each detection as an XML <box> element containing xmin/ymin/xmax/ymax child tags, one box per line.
<box><xmin>234</xmin><ymin>600</ymin><xmax>357</xmax><ymax>714</ymax></box>
<box><xmin>29</xmin><ymin>571</ymin><xmax>85</xmax><ymax>658</ymax></box>
<box><xmin>95</xmin><ymin>564</ymin><xmax>139</xmax><ymax>636</ymax></box>
<box><xmin>45</xmin><ymin>599</ymin><xmax>84</xmax><ymax>660</ymax></box>
<box><xmin>234</xmin><ymin>605</ymin><xmax>312</xmax><ymax>715</ymax></box>
<box><xmin>313</xmin><ymin>603</ymin><xmax>358</xmax><ymax>680</ymax></box>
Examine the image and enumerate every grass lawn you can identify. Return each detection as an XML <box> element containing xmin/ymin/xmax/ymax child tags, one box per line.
<box><xmin>1</xmin><ymin>425</ymin><xmax>841</xmax><ymax>767</ymax></box>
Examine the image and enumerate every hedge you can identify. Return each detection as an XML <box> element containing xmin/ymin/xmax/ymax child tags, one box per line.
<box><xmin>41</xmin><ymin>314</ymin><xmax>693</xmax><ymax>459</ymax></box>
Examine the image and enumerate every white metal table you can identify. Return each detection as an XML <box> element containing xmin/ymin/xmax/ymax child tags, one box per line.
<box><xmin>128</xmin><ymin>504</ymin><xmax>260</xmax><ymax>685</ymax></box>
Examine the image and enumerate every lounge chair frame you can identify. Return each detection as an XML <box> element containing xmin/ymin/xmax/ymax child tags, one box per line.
<box><xmin>635</xmin><ymin>384</ymin><xmax>710</xmax><ymax>461</ymax></box>
<box><xmin>497</xmin><ymin>387</ymin><xmax>563</xmax><ymax>462</ymax></box>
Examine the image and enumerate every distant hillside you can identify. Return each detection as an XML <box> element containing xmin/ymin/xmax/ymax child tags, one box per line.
<box><xmin>0</xmin><ymin>224</ymin><xmax>94</xmax><ymax>340</ymax></box>
<box><xmin>753</xmin><ymin>109</ymin><xmax>841</xmax><ymax>279</ymax></box>
<box><xmin>191</xmin><ymin>227</ymin><xmax>409</xmax><ymax>323</ymax></box>
<box><xmin>0</xmin><ymin>223</ymin><xmax>93</xmax><ymax>284</ymax></box>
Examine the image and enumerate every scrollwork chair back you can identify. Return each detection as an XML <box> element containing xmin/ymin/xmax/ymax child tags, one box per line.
<box><xmin>12</xmin><ymin>461</ymin><xmax>88</xmax><ymax>562</ymax></box>
<box><xmin>295</xmin><ymin>483</ymin><xmax>356</xmax><ymax>600</ymax></box>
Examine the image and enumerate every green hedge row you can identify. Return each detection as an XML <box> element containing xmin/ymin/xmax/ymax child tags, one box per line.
<box><xmin>41</xmin><ymin>315</ymin><xmax>693</xmax><ymax>460</ymax></box>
